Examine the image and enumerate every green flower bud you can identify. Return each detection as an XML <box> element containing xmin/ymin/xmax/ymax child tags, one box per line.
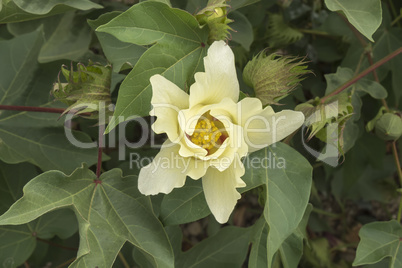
<box><xmin>195</xmin><ymin>1</ymin><xmax>233</xmax><ymax>43</ymax></box>
<box><xmin>374</xmin><ymin>113</ymin><xmax>402</xmax><ymax>141</ymax></box>
<box><xmin>243</xmin><ymin>52</ymin><xmax>310</xmax><ymax>106</ymax></box>
<box><xmin>52</xmin><ymin>61</ymin><xmax>112</xmax><ymax>123</ymax></box>
<box><xmin>197</xmin><ymin>8</ymin><xmax>226</xmax><ymax>25</ymax></box>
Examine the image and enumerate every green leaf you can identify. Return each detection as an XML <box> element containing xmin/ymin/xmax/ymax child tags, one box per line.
<box><xmin>229</xmin><ymin>11</ymin><xmax>253</xmax><ymax>51</ymax></box>
<box><xmin>230</xmin><ymin>0</ymin><xmax>261</xmax><ymax>10</ymax></box>
<box><xmin>160</xmin><ymin>179</ymin><xmax>210</xmax><ymax>226</ymax></box>
<box><xmin>141</xmin><ymin>0</ymin><xmax>172</xmax><ymax>7</ymax></box>
<box><xmin>133</xmin><ymin>224</ymin><xmax>183</xmax><ymax>268</ymax></box>
<box><xmin>0</xmin><ymin>166</ymin><xmax>174</xmax><ymax>268</ymax></box>
<box><xmin>278</xmin><ymin>204</ymin><xmax>312</xmax><ymax>268</ymax></box>
<box><xmin>0</xmin><ymin>161</ymin><xmax>34</xmax><ymax>215</ymax></box>
<box><xmin>354</xmin><ymin>220</ymin><xmax>402</xmax><ymax>267</ymax></box>
<box><xmin>250</xmin><ymin>209</ymin><xmax>311</xmax><ymax>268</ymax></box>
<box><xmin>324</xmin><ymin>66</ymin><xmax>354</xmax><ymax>95</ymax></box>
<box><xmin>0</xmin><ymin>161</ymin><xmax>78</xmax><ymax>267</ymax></box>
<box><xmin>303</xmin><ymin>237</ymin><xmax>332</xmax><ymax>267</ymax></box>
<box><xmin>8</xmin><ymin>12</ymin><xmax>92</xmax><ymax>63</ymax></box>
<box><xmin>0</xmin><ymin>0</ymin><xmax>102</xmax><ymax>23</ymax></box>
<box><xmin>0</xmin><ymin>224</ymin><xmax>36</xmax><ymax>267</ymax></box>
<box><xmin>373</xmin><ymin>28</ymin><xmax>402</xmax><ymax>104</ymax></box>
<box><xmin>249</xmin><ymin>217</ymin><xmax>269</xmax><ymax>268</ymax></box>
<box><xmin>323</xmin><ymin>66</ymin><xmax>386</xmax><ymax>100</ymax></box>
<box><xmin>241</xmin><ymin>143</ymin><xmax>312</xmax><ymax>267</ymax></box>
<box><xmin>96</xmin><ymin>1</ymin><xmax>208</xmax><ymax>132</ymax></box>
<box><xmin>0</xmin><ymin>30</ymin><xmax>100</xmax><ymax>173</ymax></box>
<box><xmin>12</xmin><ymin>0</ymin><xmax>102</xmax><ymax>15</ymax></box>
<box><xmin>324</xmin><ymin>0</ymin><xmax>382</xmax><ymax>42</ymax></box>
<box><xmin>88</xmin><ymin>11</ymin><xmax>147</xmax><ymax>73</ymax></box>
<box><xmin>176</xmin><ymin>226</ymin><xmax>250</xmax><ymax>267</ymax></box>
<box><xmin>355</xmin><ymin>78</ymin><xmax>388</xmax><ymax>99</ymax></box>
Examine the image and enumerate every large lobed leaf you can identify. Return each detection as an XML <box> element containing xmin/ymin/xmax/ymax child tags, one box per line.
<box><xmin>0</xmin><ymin>161</ymin><xmax>78</xmax><ymax>267</ymax></box>
<box><xmin>87</xmin><ymin>11</ymin><xmax>147</xmax><ymax>73</ymax></box>
<box><xmin>176</xmin><ymin>226</ymin><xmax>250</xmax><ymax>267</ymax></box>
<box><xmin>97</xmin><ymin>1</ymin><xmax>208</xmax><ymax>132</ymax></box>
<box><xmin>8</xmin><ymin>12</ymin><xmax>92</xmax><ymax>63</ymax></box>
<box><xmin>278</xmin><ymin>204</ymin><xmax>312</xmax><ymax>268</ymax></box>
<box><xmin>249</xmin><ymin>204</ymin><xmax>312</xmax><ymax>268</ymax></box>
<box><xmin>0</xmin><ymin>0</ymin><xmax>102</xmax><ymax>23</ymax></box>
<box><xmin>324</xmin><ymin>0</ymin><xmax>382</xmax><ymax>42</ymax></box>
<box><xmin>0</xmin><ymin>29</ymin><xmax>99</xmax><ymax>173</ymax></box>
<box><xmin>160</xmin><ymin>179</ymin><xmax>210</xmax><ymax>226</ymax></box>
<box><xmin>0</xmin><ymin>166</ymin><xmax>174</xmax><ymax>268</ymax></box>
<box><xmin>354</xmin><ymin>220</ymin><xmax>402</xmax><ymax>267</ymax></box>
<box><xmin>242</xmin><ymin>143</ymin><xmax>312</xmax><ymax>267</ymax></box>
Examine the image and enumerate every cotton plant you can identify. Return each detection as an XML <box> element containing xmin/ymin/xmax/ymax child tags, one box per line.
<box><xmin>138</xmin><ymin>41</ymin><xmax>305</xmax><ymax>223</ymax></box>
<box><xmin>0</xmin><ymin>1</ymin><xmax>323</xmax><ymax>267</ymax></box>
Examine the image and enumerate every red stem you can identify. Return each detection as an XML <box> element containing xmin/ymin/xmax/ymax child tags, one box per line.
<box><xmin>0</xmin><ymin>105</ymin><xmax>66</xmax><ymax>114</ymax></box>
<box><xmin>339</xmin><ymin>14</ymin><xmax>391</xmax><ymax>111</ymax></box>
<box><xmin>96</xmin><ymin>124</ymin><xmax>105</xmax><ymax>178</ymax></box>
<box><xmin>0</xmin><ymin>104</ymin><xmax>92</xmax><ymax>116</ymax></box>
<box><xmin>321</xmin><ymin>47</ymin><xmax>402</xmax><ymax>103</ymax></box>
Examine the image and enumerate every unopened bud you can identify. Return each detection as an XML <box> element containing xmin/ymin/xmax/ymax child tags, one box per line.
<box><xmin>243</xmin><ymin>52</ymin><xmax>310</xmax><ymax>106</ymax></box>
<box><xmin>196</xmin><ymin>1</ymin><xmax>233</xmax><ymax>43</ymax></box>
<box><xmin>374</xmin><ymin>113</ymin><xmax>402</xmax><ymax>141</ymax></box>
<box><xmin>52</xmin><ymin>61</ymin><xmax>112</xmax><ymax>122</ymax></box>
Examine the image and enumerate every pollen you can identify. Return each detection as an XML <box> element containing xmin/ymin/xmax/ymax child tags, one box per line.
<box><xmin>190</xmin><ymin>112</ymin><xmax>226</xmax><ymax>152</ymax></box>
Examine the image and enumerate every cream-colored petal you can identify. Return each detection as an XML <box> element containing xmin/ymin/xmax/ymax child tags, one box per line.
<box><xmin>189</xmin><ymin>41</ymin><xmax>239</xmax><ymax>107</ymax></box>
<box><xmin>138</xmin><ymin>142</ymin><xmax>188</xmax><ymax>195</ymax></box>
<box><xmin>235</xmin><ymin>98</ymin><xmax>266</xmax><ymax>126</ymax></box>
<box><xmin>206</xmin><ymin>121</ymin><xmax>248</xmax><ymax>171</ymax></box>
<box><xmin>178</xmin><ymin>135</ymin><xmax>208</xmax><ymax>158</ymax></box>
<box><xmin>186</xmin><ymin>157</ymin><xmax>209</xmax><ymax>180</ymax></box>
<box><xmin>245</xmin><ymin>108</ymin><xmax>305</xmax><ymax>153</ymax></box>
<box><xmin>150</xmin><ymin>75</ymin><xmax>189</xmax><ymax>143</ymax></box>
<box><xmin>202</xmin><ymin>158</ymin><xmax>246</xmax><ymax>224</ymax></box>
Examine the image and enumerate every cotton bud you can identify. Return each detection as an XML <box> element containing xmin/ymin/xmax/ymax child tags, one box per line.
<box><xmin>243</xmin><ymin>52</ymin><xmax>310</xmax><ymax>106</ymax></box>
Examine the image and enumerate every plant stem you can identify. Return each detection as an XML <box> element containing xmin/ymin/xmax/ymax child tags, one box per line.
<box><xmin>366</xmin><ymin>53</ymin><xmax>390</xmax><ymax>111</ymax></box>
<box><xmin>320</xmin><ymin>47</ymin><xmax>402</xmax><ymax>103</ymax></box>
<box><xmin>312</xmin><ymin>207</ymin><xmax>341</xmax><ymax>218</ymax></box>
<box><xmin>298</xmin><ymin>28</ymin><xmax>330</xmax><ymax>36</ymax></box>
<box><xmin>96</xmin><ymin>124</ymin><xmax>105</xmax><ymax>178</ymax></box>
<box><xmin>340</xmin><ymin>13</ymin><xmax>391</xmax><ymax>111</ymax></box>
<box><xmin>389</xmin><ymin>0</ymin><xmax>402</xmax><ymax>27</ymax></box>
<box><xmin>392</xmin><ymin>142</ymin><xmax>402</xmax><ymax>186</ymax></box>
<box><xmin>342</xmin><ymin>12</ymin><xmax>402</xmax><ymax>222</ymax></box>
<box><xmin>0</xmin><ymin>104</ymin><xmax>92</xmax><ymax>116</ymax></box>
<box><xmin>391</xmin><ymin>14</ymin><xmax>402</xmax><ymax>27</ymax></box>
<box><xmin>398</xmin><ymin>196</ymin><xmax>402</xmax><ymax>223</ymax></box>
<box><xmin>55</xmin><ymin>258</ymin><xmax>76</xmax><ymax>268</ymax></box>
<box><xmin>0</xmin><ymin>105</ymin><xmax>66</xmax><ymax>114</ymax></box>
<box><xmin>118</xmin><ymin>252</ymin><xmax>130</xmax><ymax>268</ymax></box>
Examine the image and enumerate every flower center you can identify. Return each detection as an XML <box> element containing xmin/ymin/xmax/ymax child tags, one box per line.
<box><xmin>189</xmin><ymin>111</ymin><xmax>227</xmax><ymax>154</ymax></box>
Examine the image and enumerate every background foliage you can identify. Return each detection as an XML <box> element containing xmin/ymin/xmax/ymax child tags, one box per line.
<box><xmin>0</xmin><ymin>0</ymin><xmax>401</xmax><ymax>267</ymax></box>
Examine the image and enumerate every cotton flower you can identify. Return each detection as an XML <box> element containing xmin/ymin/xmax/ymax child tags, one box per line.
<box><xmin>138</xmin><ymin>41</ymin><xmax>305</xmax><ymax>223</ymax></box>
